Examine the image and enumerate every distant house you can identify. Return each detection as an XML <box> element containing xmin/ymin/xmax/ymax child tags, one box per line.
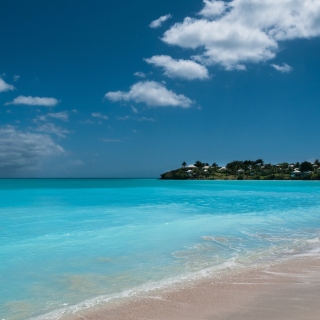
<box><xmin>187</xmin><ymin>164</ymin><xmax>196</xmax><ymax>169</ymax></box>
<box><xmin>203</xmin><ymin>166</ymin><xmax>210</xmax><ymax>170</ymax></box>
<box><xmin>237</xmin><ymin>169</ymin><xmax>244</xmax><ymax>174</ymax></box>
<box><xmin>291</xmin><ymin>169</ymin><xmax>301</xmax><ymax>177</ymax></box>
<box><xmin>219</xmin><ymin>167</ymin><xmax>227</xmax><ymax>171</ymax></box>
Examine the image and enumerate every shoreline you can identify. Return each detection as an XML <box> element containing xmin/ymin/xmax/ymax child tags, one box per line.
<box><xmin>62</xmin><ymin>254</ymin><xmax>320</xmax><ymax>320</ymax></box>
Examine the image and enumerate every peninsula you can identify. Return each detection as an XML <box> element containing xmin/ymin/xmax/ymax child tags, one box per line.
<box><xmin>160</xmin><ymin>159</ymin><xmax>320</xmax><ymax>180</ymax></box>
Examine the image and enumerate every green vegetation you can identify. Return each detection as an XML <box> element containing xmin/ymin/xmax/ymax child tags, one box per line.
<box><xmin>160</xmin><ymin>159</ymin><xmax>320</xmax><ymax>180</ymax></box>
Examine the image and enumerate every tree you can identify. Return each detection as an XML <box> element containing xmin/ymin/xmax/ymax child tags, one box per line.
<box><xmin>226</xmin><ymin>160</ymin><xmax>243</xmax><ymax>172</ymax></box>
<box><xmin>254</xmin><ymin>159</ymin><xmax>264</xmax><ymax>166</ymax></box>
<box><xmin>279</xmin><ymin>162</ymin><xmax>289</xmax><ymax>169</ymax></box>
<box><xmin>300</xmin><ymin>161</ymin><xmax>313</xmax><ymax>172</ymax></box>
<box><xmin>211</xmin><ymin>162</ymin><xmax>218</xmax><ymax>168</ymax></box>
<box><xmin>182</xmin><ymin>161</ymin><xmax>186</xmax><ymax>168</ymax></box>
<box><xmin>194</xmin><ymin>160</ymin><xmax>204</xmax><ymax>168</ymax></box>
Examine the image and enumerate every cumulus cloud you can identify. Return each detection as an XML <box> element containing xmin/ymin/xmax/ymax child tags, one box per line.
<box><xmin>271</xmin><ymin>63</ymin><xmax>293</xmax><ymax>73</ymax></box>
<box><xmin>149</xmin><ymin>14</ymin><xmax>172</xmax><ymax>28</ymax></box>
<box><xmin>105</xmin><ymin>81</ymin><xmax>193</xmax><ymax>108</ymax></box>
<box><xmin>0</xmin><ymin>126</ymin><xmax>64</xmax><ymax>175</ymax></box>
<box><xmin>92</xmin><ymin>112</ymin><xmax>109</xmax><ymax>120</ymax></box>
<box><xmin>145</xmin><ymin>55</ymin><xmax>209</xmax><ymax>80</ymax></box>
<box><xmin>162</xmin><ymin>0</ymin><xmax>320</xmax><ymax>70</ymax></box>
<box><xmin>0</xmin><ymin>78</ymin><xmax>15</xmax><ymax>92</ymax></box>
<box><xmin>199</xmin><ymin>0</ymin><xmax>229</xmax><ymax>18</ymax></box>
<box><xmin>6</xmin><ymin>95</ymin><xmax>59</xmax><ymax>106</ymax></box>
<box><xmin>36</xmin><ymin>123</ymin><xmax>71</xmax><ymax>138</ymax></box>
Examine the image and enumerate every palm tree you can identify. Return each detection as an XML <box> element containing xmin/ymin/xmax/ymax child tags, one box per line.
<box><xmin>194</xmin><ymin>160</ymin><xmax>204</xmax><ymax>168</ymax></box>
<box><xmin>182</xmin><ymin>161</ymin><xmax>186</xmax><ymax>168</ymax></box>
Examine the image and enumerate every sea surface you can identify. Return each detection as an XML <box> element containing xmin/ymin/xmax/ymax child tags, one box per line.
<box><xmin>1</xmin><ymin>179</ymin><xmax>320</xmax><ymax>320</ymax></box>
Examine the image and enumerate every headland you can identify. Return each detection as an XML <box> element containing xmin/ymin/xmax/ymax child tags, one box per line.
<box><xmin>161</xmin><ymin>159</ymin><xmax>320</xmax><ymax>180</ymax></box>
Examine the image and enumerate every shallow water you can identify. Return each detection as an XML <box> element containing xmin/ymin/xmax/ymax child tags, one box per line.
<box><xmin>0</xmin><ymin>179</ymin><xmax>320</xmax><ymax>319</ymax></box>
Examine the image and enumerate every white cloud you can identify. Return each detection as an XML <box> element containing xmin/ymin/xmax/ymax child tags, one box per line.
<box><xmin>6</xmin><ymin>95</ymin><xmax>59</xmax><ymax>106</ymax></box>
<box><xmin>91</xmin><ymin>112</ymin><xmax>109</xmax><ymax>120</ymax></box>
<box><xmin>33</xmin><ymin>115</ymin><xmax>47</xmax><ymax>122</ymax></box>
<box><xmin>199</xmin><ymin>0</ymin><xmax>229</xmax><ymax>18</ymax></box>
<box><xmin>162</xmin><ymin>0</ymin><xmax>320</xmax><ymax>70</ymax></box>
<box><xmin>149</xmin><ymin>14</ymin><xmax>172</xmax><ymax>28</ymax></box>
<box><xmin>13</xmin><ymin>75</ymin><xmax>20</xmax><ymax>82</ymax></box>
<box><xmin>134</xmin><ymin>71</ymin><xmax>146</xmax><ymax>78</ymax></box>
<box><xmin>36</xmin><ymin>123</ymin><xmax>71</xmax><ymax>138</ymax></box>
<box><xmin>145</xmin><ymin>55</ymin><xmax>209</xmax><ymax>80</ymax></box>
<box><xmin>271</xmin><ymin>63</ymin><xmax>293</xmax><ymax>73</ymax></box>
<box><xmin>34</xmin><ymin>111</ymin><xmax>69</xmax><ymax>123</ymax></box>
<box><xmin>0</xmin><ymin>126</ymin><xmax>64</xmax><ymax>174</ymax></box>
<box><xmin>105</xmin><ymin>81</ymin><xmax>193</xmax><ymax>108</ymax></box>
<box><xmin>47</xmin><ymin>111</ymin><xmax>69</xmax><ymax>122</ymax></box>
<box><xmin>138</xmin><ymin>117</ymin><xmax>155</xmax><ymax>122</ymax></box>
<box><xmin>0</xmin><ymin>78</ymin><xmax>15</xmax><ymax>92</ymax></box>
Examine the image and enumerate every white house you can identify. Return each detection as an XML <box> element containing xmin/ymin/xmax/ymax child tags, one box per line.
<box><xmin>291</xmin><ymin>169</ymin><xmax>301</xmax><ymax>177</ymax></box>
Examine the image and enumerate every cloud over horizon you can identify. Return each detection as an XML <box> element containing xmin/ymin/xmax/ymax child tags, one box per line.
<box><xmin>105</xmin><ymin>81</ymin><xmax>193</xmax><ymax>108</ymax></box>
<box><xmin>162</xmin><ymin>0</ymin><xmax>320</xmax><ymax>70</ymax></box>
<box><xmin>0</xmin><ymin>126</ymin><xmax>64</xmax><ymax>175</ymax></box>
<box><xmin>145</xmin><ymin>55</ymin><xmax>209</xmax><ymax>80</ymax></box>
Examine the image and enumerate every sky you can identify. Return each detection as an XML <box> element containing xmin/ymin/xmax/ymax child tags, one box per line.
<box><xmin>0</xmin><ymin>0</ymin><xmax>320</xmax><ymax>178</ymax></box>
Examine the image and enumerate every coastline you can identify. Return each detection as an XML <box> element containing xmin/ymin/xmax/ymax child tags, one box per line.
<box><xmin>63</xmin><ymin>254</ymin><xmax>320</xmax><ymax>320</ymax></box>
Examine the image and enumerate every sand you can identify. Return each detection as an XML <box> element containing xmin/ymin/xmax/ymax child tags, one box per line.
<box><xmin>66</xmin><ymin>254</ymin><xmax>320</xmax><ymax>320</ymax></box>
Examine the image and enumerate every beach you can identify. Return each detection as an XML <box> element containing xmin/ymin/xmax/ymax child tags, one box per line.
<box><xmin>1</xmin><ymin>179</ymin><xmax>320</xmax><ymax>320</ymax></box>
<box><xmin>67</xmin><ymin>254</ymin><xmax>320</xmax><ymax>320</ymax></box>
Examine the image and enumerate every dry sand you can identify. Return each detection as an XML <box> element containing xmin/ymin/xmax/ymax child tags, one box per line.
<box><xmin>66</xmin><ymin>254</ymin><xmax>320</xmax><ymax>320</ymax></box>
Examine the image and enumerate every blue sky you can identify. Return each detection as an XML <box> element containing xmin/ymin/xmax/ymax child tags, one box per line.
<box><xmin>1</xmin><ymin>0</ymin><xmax>320</xmax><ymax>178</ymax></box>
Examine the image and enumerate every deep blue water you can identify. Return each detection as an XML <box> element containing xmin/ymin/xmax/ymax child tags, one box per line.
<box><xmin>1</xmin><ymin>179</ymin><xmax>320</xmax><ymax>319</ymax></box>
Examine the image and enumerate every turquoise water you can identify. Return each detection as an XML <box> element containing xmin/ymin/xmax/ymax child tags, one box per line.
<box><xmin>1</xmin><ymin>179</ymin><xmax>320</xmax><ymax>320</ymax></box>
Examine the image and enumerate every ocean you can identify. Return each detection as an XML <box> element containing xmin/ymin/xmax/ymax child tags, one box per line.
<box><xmin>1</xmin><ymin>179</ymin><xmax>320</xmax><ymax>320</ymax></box>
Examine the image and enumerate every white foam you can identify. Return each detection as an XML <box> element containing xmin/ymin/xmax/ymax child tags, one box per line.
<box><xmin>29</xmin><ymin>257</ymin><xmax>240</xmax><ymax>320</ymax></box>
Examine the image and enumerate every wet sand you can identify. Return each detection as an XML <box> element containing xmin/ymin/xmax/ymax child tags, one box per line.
<box><xmin>67</xmin><ymin>254</ymin><xmax>320</xmax><ymax>320</ymax></box>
